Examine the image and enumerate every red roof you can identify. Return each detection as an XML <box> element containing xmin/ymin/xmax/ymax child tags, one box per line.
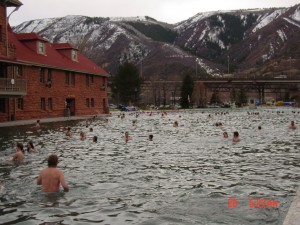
<box><xmin>52</xmin><ymin>43</ymin><xmax>78</xmax><ymax>50</ymax></box>
<box><xmin>16</xmin><ymin>33</ymin><xmax>48</xmax><ymax>42</ymax></box>
<box><xmin>6</xmin><ymin>30</ymin><xmax>108</xmax><ymax>77</ymax></box>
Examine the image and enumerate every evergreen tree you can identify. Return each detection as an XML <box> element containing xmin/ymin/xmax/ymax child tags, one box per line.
<box><xmin>180</xmin><ymin>74</ymin><xmax>194</xmax><ymax>108</ymax></box>
<box><xmin>112</xmin><ymin>62</ymin><xmax>141</xmax><ymax>105</ymax></box>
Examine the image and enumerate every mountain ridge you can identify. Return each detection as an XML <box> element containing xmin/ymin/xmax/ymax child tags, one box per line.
<box><xmin>13</xmin><ymin>4</ymin><xmax>300</xmax><ymax>79</ymax></box>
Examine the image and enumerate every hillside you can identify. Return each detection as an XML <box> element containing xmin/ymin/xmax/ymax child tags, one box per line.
<box><xmin>13</xmin><ymin>4</ymin><xmax>300</xmax><ymax>79</ymax></box>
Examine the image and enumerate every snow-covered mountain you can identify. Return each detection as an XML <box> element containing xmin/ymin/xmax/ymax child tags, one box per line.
<box><xmin>14</xmin><ymin>4</ymin><xmax>300</xmax><ymax>78</ymax></box>
<box><xmin>174</xmin><ymin>5</ymin><xmax>300</xmax><ymax>76</ymax></box>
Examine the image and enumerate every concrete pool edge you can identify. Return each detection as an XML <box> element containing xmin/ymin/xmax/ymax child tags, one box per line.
<box><xmin>282</xmin><ymin>186</ymin><xmax>300</xmax><ymax>225</ymax></box>
<box><xmin>0</xmin><ymin>114</ymin><xmax>109</xmax><ymax>127</ymax></box>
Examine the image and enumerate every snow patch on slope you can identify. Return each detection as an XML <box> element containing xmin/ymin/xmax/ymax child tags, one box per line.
<box><xmin>110</xmin><ymin>16</ymin><xmax>147</xmax><ymax>22</ymax></box>
<box><xmin>207</xmin><ymin>28</ymin><xmax>225</xmax><ymax>49</ymax></box>
<box><xmin>276</xmin><ymin>30</ymin><xmax>287</xmax><ymax>42</ymax></box>
<box><xmin>175</xmin><ymin>11</ymin><xmax>218</xmax><ymax>31</ymax></box>
<box><xmin>283</xmin><ymin>17</ymin><xmax>300</xmax><ymax>28</ymax></box>
<box><xmin>197</xmin><ymin>58</ymin><xmax>221</xmax><ymax>77</ymax></box>
<box><xmin>252</xmin><ymin>8</ymin><xmax>288</xmax><ymax>32</ymax></box>
<box><xmin>291</xmin><ymin>6</ymin><xmax>300</xmax><ymax>21</ymax></box>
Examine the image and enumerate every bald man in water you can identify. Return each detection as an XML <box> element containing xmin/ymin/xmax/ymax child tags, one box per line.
<box><xmin>37</xmin><ymin>154</ymin><xmax>69</xmax><ymax>192</ymax></box>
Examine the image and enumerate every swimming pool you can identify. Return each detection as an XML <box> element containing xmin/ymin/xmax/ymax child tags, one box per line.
<box><xmin>0</xmin><ymin>109</ymin><xmax>299</xmax><ymax>224</ymax></box>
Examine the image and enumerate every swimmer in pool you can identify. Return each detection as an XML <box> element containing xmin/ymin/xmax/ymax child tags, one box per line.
<box><xmin>27</xmin><ymin>141</ymin><xmax>35</xmax><ymax>153</ymax></box>
<box><xmin>289</xmin><ymin>121</ymin><xmax>297</xmax><ymax>129</ymax></box>
<box><xmin>37</xmin><ymin>154</ymin><xmax>69</xmax><ymax>192</ymax></box>
<box><xmin>124</xmin><ymin>131</ymin><xmax>132</xmax><ymax>143</ymax></box>
<box><xmin>65</xmin><ymin>127</ymin><xmax>72</xmax><ymax>137</ymax></box>
<box><xmin>173</xmin><ymin>121</ymin><xmax>178</xmax><ymax>127</ymax></box>
<box><xmin>80</xmin><ymin>132</ymin><xmax>86</xmax><ymax>141</ymax></box>
<box><xmin>149</xmin><ymin>134</ymin><xmax>153</xmax><ymax>141</ymax></box>
<box><xmin>93</xmin><ymin>136</ymin><xmax>98</xmax><ymax>143</ymax></box>
<box><xmin>232</xmin><ymin>131</ymin><xmax>240</xmax><ymax>142</ymax></box>
<box><xmin>36</xmin><ymin>120</ymin><xmax>40</xmax><ymax>128</ymax></box>
<box><xmin>12</xmin><ymin>142</ymin><xmax>24</xmax><ymax>161</ymax></box>
<box><xmin>223</xmin><ymin>132</ymin><xmax>228</xmax><ymax>138</ymax></box>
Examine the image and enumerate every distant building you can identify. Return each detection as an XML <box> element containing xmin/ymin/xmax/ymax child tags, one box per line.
<box><xmin>0</xmin><ymin>0</ymin><xmax>109</xmax><ymax>122</ymax></box>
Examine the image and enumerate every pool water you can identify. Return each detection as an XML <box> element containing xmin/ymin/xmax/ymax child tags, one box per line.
<box><xmin>0</xmin><ymin>109</ymin><xmax>299</xmax><ymax>225</ymax></box>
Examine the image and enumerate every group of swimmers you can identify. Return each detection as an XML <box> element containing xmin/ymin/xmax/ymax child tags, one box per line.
<box><xmin>2</xmin><ymin>110</ymin><xmax>298</xmax><ymax>193</ymax></box>
<box><xmin>11</xmin><ymin>141</ymin><xmax>36</xmax><ymax>161</ymax></box>
<box><xmin>65</xmin><ymin>126</ymin><xmax>98</xmax><ymax>143</ymax></box>
<box><xmin>5</xmin><ymin>141</ymin><xmax>68</xmax><ymax>193</ymax></box>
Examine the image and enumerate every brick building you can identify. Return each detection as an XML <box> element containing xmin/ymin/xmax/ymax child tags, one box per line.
<box><xmin>0</xmin><ymin>0</ymin><xmax>109</xmax><ymax>122</ymax></box>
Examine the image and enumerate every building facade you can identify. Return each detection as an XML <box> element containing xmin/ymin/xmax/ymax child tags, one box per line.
<box><xmin>0</xmin><ymin>0</ymin><xmax>109</xmax><ymax>122</ymax></box>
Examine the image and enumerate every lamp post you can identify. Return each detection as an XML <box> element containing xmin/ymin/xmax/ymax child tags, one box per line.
<box><xmin>195</xmin><ymin>58</ymin><xmax>198</xmax><ymax>79</ymax></box>
<box><xmin>227</xmin><ymin>55</ymin><xmax>230</xmax><ymax>74</ymax></box>
<box><xmin>289</xmin><ymin>57</ymin><xmax>292</xmax><ymax>79</ymax></box>
<box><xmin>140</xmin><ymin>58</ymin><xmax>143</xmax><ymax>80</ymax></box>
<box><xmin>171</xmin><ymin>91</ymin><xmax>175</xmax><ymax>108</ymax></box>
<box><xmin>134</xmin><ymin>88</ymin><xmax>138</xmax><ymax>106</ymax></box>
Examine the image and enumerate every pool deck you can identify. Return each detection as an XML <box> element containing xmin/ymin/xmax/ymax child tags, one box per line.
<box><xmin>282</xmin><ymin>186</ymin><xmax>300</xmax><ymax>225</ymax></box>
<box><xmin>0</xmin><ymin>115</ymin><xmax>107</xmax><ymax>127</ymax></box>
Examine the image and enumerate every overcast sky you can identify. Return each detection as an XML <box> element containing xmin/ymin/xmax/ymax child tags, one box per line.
<box><xmin>8</xmin><ymin>0</ymin><xmax>300</xmax><ymax>26</ymax></box>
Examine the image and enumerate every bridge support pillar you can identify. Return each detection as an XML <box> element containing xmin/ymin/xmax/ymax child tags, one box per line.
<box><xmin>257</xmin><ymin>84</ymin><xmax>265</xmax><ymax>104</ymax></box>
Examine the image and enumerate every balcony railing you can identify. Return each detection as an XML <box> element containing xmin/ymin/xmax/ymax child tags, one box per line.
<box><xmin>0</xmin><ymin>78</ymin><xmax>27</xmax><ymax>96</ymax></box>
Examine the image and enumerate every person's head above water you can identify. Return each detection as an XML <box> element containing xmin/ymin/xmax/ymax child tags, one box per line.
<box><xmin>48</xmin><ymin>154</ymin><xmax>58</xmax><ymax>167</ymax></box>
<box><xmin>27</xmin><ymin>141</ymin><xmax>34</xmax><ymax>150</ymax></box>
<box><xmin>223</xmin><ymin>132</ymin><xmax>228</xmax><ymax>138</ymax></box>
<box><xmin>258</xmin><ymin>126</ymin><xmax>262</xmax><ymax>130</ymax></box>
<box><xmin>93</xmin><ymin>136</ymin><xmax>98</xmax><ymax>143</ymax></box>
<box><xmin>149</xmin><ymin>134</ymin><xmax>153</xmax><ymax>141</ymax></box>
<box><xmin>233</xmin><ymin>131</ymin><xmax>239</xmax><ymax>137</ymax></box>
<box><xmin>16</xmin><ymin>142</ymin><xmax>24</xmax><ymax>152</ymax></box>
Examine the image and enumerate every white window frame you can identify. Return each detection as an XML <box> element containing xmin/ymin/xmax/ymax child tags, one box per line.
<box><xmin>71</xmin><ymin>50</ymin><xmax>78</xmax><ymax>61</ymax></box>
<box><xmin>37</xmin><ymin>41</ymin><xmax>45</xmax><ymax>54</ymax></box>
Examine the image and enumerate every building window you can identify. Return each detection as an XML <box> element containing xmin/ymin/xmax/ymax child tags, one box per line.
<box><xmin>46</xmin><ymin>69</ymin><xmax>52</xmax><ymax>87</ymax></box>
<box><xmin>65</xmin><ymin>71</ymin><xmax>70</xmax><ymax>85</ymax></box>
<box><xmin>0</xmin><ymin>25</ymin><xmax>2</xmax><ymax>42</ymax></box>
<box><xmin>0</xmin><ymin>98</ymin><xmax>5</xmax><ymax>113</ymax></box>
<box><xmin>71</xmin><ymin>72</ymin><xmax>75</xmax><ymax>86</ymax></box>
<box><xmin>71</xmin><ymin>50</ymin><xmax>78</xmax><ymax>61</ymax></box>
<box><xmin>91</xmin><ymin>98</ymin><xmax>94</xmax><ymax>107</ymax></box>
<box><xmin>47</xmin><ymin>69</ymin><xmax>52</xmax><ymax>81</ymax></box>
<box><xmin>17</xmin><ymin>98</ymin><xmax>23</xmax><ymax>110</ymax></box>
<box><xmin>48</xmin><ymin>98</ymin><xmax>52</xmax><ymax>110</ymax></box>
<box><xmin>16</xmin><ymin>65</ymin><xmax>22</xmax><ymax>77</ymax></box>
<box><xmin>40</xmin><ymin>98</ymin><xmax>46</xmax><ymax>111</ymax></box>
<box><xmin>86</xmin><ymin>75</ymin><xmax>89</xmax><ymax>87</ymax></box>
<box><xmin>37</xmin><ymin>41</ymin><xmax>45</xmax><ymax>54</ymax></box>
<box><xmin>91</xmin><ymin>75</ymin><xmax>94</xmax><ymax>83</ymax></box>
<box><xmin>86</xmin><ymin>98</ymin><xmax>90</xmax><ymax>107</ymax></box>
<box><xmin>40</xmin><ymin>68</ymin><xmax>45</xmax><ymax>83</ymax></box>
<box><xmin>102</xmin><ymin>77</ymin><xmax>106</xmax><ymax>86</ymax></box>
